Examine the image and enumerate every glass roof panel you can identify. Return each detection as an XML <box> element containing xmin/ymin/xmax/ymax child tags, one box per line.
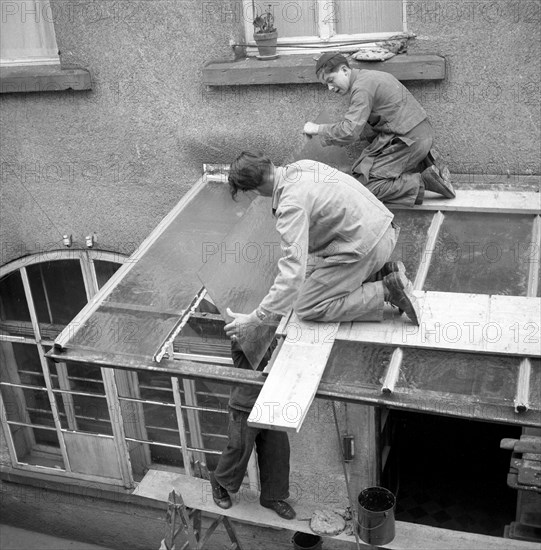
<box><xmin>424</xmin><ymin>212</ymin><xmax>533</xmax><ymax>295</ymax></box>
<box><xmin>324</xmin><ymin>342</ymin><xmax>393</xmax><ymax>387</ymax></box>
<box><xmin>396</xmin><ymin>348</ymin><xmax>519</xmax><ymax>402</ymax></box>
<box><xmin>388</xmin><ymin>209</ymin><xmax>434</xmax><ymax>277</ymax></box>
<box><xmin>66</xmin><ymin>183</ymin><xmax>251</xmax><ymax>359</ymax></box>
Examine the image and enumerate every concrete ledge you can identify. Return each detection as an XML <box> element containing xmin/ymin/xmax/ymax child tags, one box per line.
<box><xmin>202</xmin><ymin>54</ymin><xmax>445</xmax><ymax>86</ymax></box>
<box><xmin>0</xmin><ymin>65</ymin><xmax>92</xmax><ymax>93</ymax></box>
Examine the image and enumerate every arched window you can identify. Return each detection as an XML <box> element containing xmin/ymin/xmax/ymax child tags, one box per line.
<box><xmin>0</xmin><ymin>250</ymin><xmax>124</xmax><ymax>476</ymax></box>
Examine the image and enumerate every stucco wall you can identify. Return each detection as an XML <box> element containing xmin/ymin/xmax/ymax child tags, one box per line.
<box><xmin>0</xmin><ymin>0</ymin><xmax>539</xmax><ymax>506</ymax></box>
<box><xmin>1</xmin><ymin>1</ymin><xmax>539</xmax><ymax>265</ymax></box>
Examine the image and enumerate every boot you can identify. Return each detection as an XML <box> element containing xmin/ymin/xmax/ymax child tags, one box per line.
<box><xmin>383</xmin><ymin>271</ymin><xmax>421</xmax><ymax>325</ymax></box>
<box><xmin>421</xmin><ymin>165</ymin><xmax>456</xmax><ymax>199</ymax></box>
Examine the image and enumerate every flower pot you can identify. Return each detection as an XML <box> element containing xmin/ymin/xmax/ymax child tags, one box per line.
<box><xmin>254</xmin><ymin>30</ymin><xmax>278</xmax><ymax>58</ymax></box>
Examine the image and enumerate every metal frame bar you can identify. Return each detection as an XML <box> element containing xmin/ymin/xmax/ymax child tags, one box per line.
<box><xmin>21</xmin><ymin>266</ymin><xmax>72</xmax><ymax>471</ymax></box>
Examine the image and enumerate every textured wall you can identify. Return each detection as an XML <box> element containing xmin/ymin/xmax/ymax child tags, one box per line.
<box><xmin>1</xmin><ymin>0</ymin><xmax>539</xmax><ymax>265</ymax></box>
<box><xmin>0</xmin><ymin>0</ymin><xmax>539</xmax><ymax>506</ymax></box>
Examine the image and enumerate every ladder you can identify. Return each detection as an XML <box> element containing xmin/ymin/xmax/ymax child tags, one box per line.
<box><xmin>160</xmin><ymin>488</ymin><xmax>245</xmax><ymax>550</ymax></box>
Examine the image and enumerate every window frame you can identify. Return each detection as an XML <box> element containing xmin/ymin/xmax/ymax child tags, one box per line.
<box><xmin>0</xmin><ymin>249</ymin><xmax>249</xmax><ymax>487</ymax></box>
<box><xmin>0</xmin><ymin>0</ymin><xmax>60</xmax><ymax>67</ymax></box>
<box><xmin>243</xmin><ymin>0</ymin><xmax>409</xmax><ymax>56</ymax></box>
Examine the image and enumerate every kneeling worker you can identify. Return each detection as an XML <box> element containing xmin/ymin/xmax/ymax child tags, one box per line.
<box><xmin>223</xmin><ymin>151</ymin><xmax>420</xmax><ymax>343</ymax></box>
<box><xmin>304</xmin><ymin>53</ymin><xmax>456</xmax><ymax>206</ymax></box>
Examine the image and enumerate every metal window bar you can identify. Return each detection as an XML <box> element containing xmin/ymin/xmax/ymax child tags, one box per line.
<box><xmin>123</xmin><ymin>436</ymin><xmax>222</xmax><ymax>456</ymax></box>
<box><xmin>118</xmin><ymin>395</ymin><xmax>227</xmax><ymax>415</ymax></box>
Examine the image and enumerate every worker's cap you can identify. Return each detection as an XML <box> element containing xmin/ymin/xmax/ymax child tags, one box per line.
<box><xmin>315</xmin><ymin>52</ymin><xmax>349</xmax><ymax>75</ymax></box>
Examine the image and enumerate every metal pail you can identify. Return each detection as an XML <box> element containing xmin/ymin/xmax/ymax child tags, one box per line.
<box><xmin>357</xmin><ymin>486</ymin><xmax>396</xmax><ymax>545</ymax></box>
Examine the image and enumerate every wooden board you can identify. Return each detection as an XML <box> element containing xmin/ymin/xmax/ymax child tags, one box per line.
<box><xmin>247</xmin><ymin>314</ymin><xmax>337</xmax><ymax>432</ymax></box>
<box><xmin>133</xmin><ymin>469</ymin><xmax>541</xmax><ymax>550</ymax></box>
<box><xmin>63</xmin><ymin>432</ymin><xmax>122</xmax><ymax>479</ymax></box>
<box><xmin>338</xmin><ymin>292</ymin><xmax>541</xmax><ymax>357</ymax></box>
<box><xmin>392</xmin><ymin>190</ymin><xmax>541</xmax><ymax>214</ymax></box>
<box><xmin>202</xmin><ymin>54</ymin><xmax>446</xmax><ymax>86</ymax></box>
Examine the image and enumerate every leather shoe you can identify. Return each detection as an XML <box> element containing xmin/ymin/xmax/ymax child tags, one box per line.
<box><xmin>421</xmin><ymin>165</ymin><xmax>456</xmax><ymax>199</ymax></box>
<box><xmin>383</xmin><ymin>271</ymin><xmax>421</xmax><ymax>325</ymax></box>
<box><xmin>260</xmin><ymin>499</ymin><xmax>296</xmax><ymax>520</ymax></box>
<box><xmin>210</xmin><ymin>473</ymin><xmax>232</xmax><ymax>509</ymax></box>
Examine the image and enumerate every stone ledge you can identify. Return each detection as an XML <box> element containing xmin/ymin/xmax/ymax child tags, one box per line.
<box><xmin>203</xmin><ymin>53</ymin><xmax>445</xmax><ymax>86</ymax></box>
<box><xmin>0</xmin><ymin>65</ymin><xmax>92</xmax><ymax>94</ymax></box>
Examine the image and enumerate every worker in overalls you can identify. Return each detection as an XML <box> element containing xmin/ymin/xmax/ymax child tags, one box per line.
<box><xmin>210</xmin><ymin>339</ymin><xmax>295</xmax><ymax>520</ymax></box>
<box><xmin>303</xmin><ymin>53</ymin><xmax>455</xmax><ymax>206</ymax></box>
<box><xmin>223</xmin><ymin>152</ymin><xmax>420</xmax><ymax>340</ymax></box>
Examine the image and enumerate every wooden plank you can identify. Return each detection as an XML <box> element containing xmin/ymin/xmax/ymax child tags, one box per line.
<box><xmin>0</xmin><ymin>65</ymin><xmax>92</xmax><ymax>93</ymax></box>
<box><xmin>487</xmin><ymin>295</ymin><xmax>541</xmax><ymax>356</ymax></box>
<box><xmin>63</xmin><ymin>432</ymin><xmax>122</xmax><ymax>479</ymax></box>
<box><xmin>202</xmin><ymin>54</ymin><xmax>445</xmax><ymax>86</ymax></box>
<box><xmin>247</xmin><ymin>314</ymin><xmax>337</xmax><ymax>432</ymax></box>
<box><xmin>339</xmin><ymin>292</ymin><xmax>540</xmax><ymax>357</ymax></box>
<box><xmin>133</xmin><ymin>469</ymin><xmax>541</xmax><ymax>550</ymax></box>
<box><xmin>392</xmin><ymin>190</ymin><xmax>541</xmax><ymax>214</ymax></box>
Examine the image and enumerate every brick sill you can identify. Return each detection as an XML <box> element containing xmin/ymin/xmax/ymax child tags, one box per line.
<box><xmin>203</xmin><ymin>53</ymin><xmax>445</xmax><ymax>86</ymax></box>
<box><xmin>0</xmin><ymin>65</ymin><xmax>92</xmax><ymax>94</ymax></box>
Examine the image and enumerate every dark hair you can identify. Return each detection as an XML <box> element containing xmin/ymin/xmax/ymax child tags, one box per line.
<box><xmin>228</xmin><ymin>151</ymin><xmax>272</xmax><ymax>199</ymax></box>
<box><xmin>315</xmin><ymin>52</ymin><xmax>350</xmax><ymax>79</ymax></box>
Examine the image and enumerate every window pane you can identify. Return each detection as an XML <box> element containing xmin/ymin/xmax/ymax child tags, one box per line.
<box><xmin>0</xmin><ymin>270</ymin><xmax>32</xmax><ymax>337</ymax></box>
<box><xmin>335</xmin><ymin>0</ymin><xmax>403</xmax><ymax>34</ymax></box>
<box><xmin>267</xmin><ymin>1</ymin><xmax>317</xmax><ymax>39</ymax></box>
<box><xmin>27</xmin><ymin>260</ymin><xmax>88</xmax><ymax>328</ymax></box>
<box><xmin>51</xmin><ymin>361</ymin><xmax>112</xmax><ymax>435</ymax></box>
<box><xmin>133</xmin><ymin>370</ymin><xmax>175</xmax><ymax>403</ymax></box>
<box><xmin>397</xmin><ymin>349</ymin><xmax>519</xmax><ymax>402</ymax></box>
<box><xmin>9</xmin><ymin>425</ymin><xmax>63</xmax><ymax>468</ymax></box>
<box><xmin>0</xmin><ymin>341</ymin><xmax>42</xmax><ymax>384</ymax></box>
<box><xmin>325</xmin><ymin>342</ymin><xmax>393</xmax><ymax>386</ymax></box>
<box><xmin>424</xmin><ymin>213</ymin><xmax>533</xmax><ymax>295</ymax></box>
<box><xmin>95</xmin><ymin>260</ymin><xmax>122</xmax><ymax>290</ymax></box>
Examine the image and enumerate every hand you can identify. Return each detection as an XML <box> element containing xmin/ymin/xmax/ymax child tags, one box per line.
<box><xmin>224</xmin><ymin>307</ymin><xmax>260</xmax><ymax>341</ymax></box>
<box><xmin>303</xmin><ymin>122</ymin><xmax>319</xmax><ymax>136</ymax></box>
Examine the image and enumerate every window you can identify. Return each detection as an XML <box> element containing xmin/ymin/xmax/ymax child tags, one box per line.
<box><xmin>0</xmin><ymin>251</ymin><xmax>126</xmax><ymax>481</ymax></box>
<box><xmin>0</xmin><ymin>249</ymin><xmax>238</xmax><ymax>485</ymax></box>
<box><xmin>244</xmin><ymin>0</ymin><xmax>406</xmax><ymax>55</ymax></box>
<box><xmin>0</xmin><ymin>0</ymin><xmax>60</xmax><ymax>66</ymax></box>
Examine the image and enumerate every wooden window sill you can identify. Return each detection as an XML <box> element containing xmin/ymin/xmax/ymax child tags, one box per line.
<box><xmin>0</xmin><ymin>65</ymin><xmax>92</xmax><ymax>93</ymax></box>
<box><xmin>202</xmin><ymin>53</ymin><xmax>445</xmax><ymax>86</ymax></box>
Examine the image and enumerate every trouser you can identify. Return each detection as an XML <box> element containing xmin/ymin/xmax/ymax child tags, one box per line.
<box><xmin>295</xmin><ymin>223</ymin><xmax>398</xmax><ymax>322</ymax></box>
<box><xmin>213</xmin><ymin>408</ymin><xmax>290</xmax><ymax>502</ymax></box>
<box><xmin>352</xmin><ymin>119</ymin><xmax>434</xmax><ymax>206</ymax></box>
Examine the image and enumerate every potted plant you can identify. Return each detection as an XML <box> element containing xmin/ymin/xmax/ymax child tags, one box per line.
<box><xmin>253</xmin><ymin>4</ymin><xmax>278</xmax><ymax>58</ymax></box>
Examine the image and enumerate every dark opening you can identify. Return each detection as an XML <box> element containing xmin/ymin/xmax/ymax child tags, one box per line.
<box><xmin>389</xmin><ymin>410</ymin><xmax>520</xmax><ymax>537</ymax></box>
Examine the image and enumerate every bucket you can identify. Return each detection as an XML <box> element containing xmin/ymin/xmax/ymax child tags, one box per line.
<box><xmin>357</xmin><ymin>486</ymin><xmax>396</xmax><ymax>545</ymax></box>
<box><xmin>292</xmin><ymin>531</ymin><xmax>323</xmax><ymax>550</ymax></box>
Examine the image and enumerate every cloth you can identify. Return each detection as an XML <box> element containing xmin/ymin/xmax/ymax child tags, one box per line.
<box><xmin>229</xmin><ymin>340</ymin><xmax>274</xmax><ymax>412</ymax></box>
<box><xmin>296</xmin><ymin>223</ymin><xmax>398</xmax><ymax>322</ymax></box>
<box><xmin>214</xmin><ymin>341</ymin><xmax>290</xmax><ymax>502</ymax></box>
<box><xmin>213</xmin><ymin>408</ymin><xmax>291</xmax><ymax>501</ymax></box>
<box><xmin>353</xmin><ymin>119</ymin><xmax>434</xmax><ymax>206</ymax></box>
<box><xmin>317</xmin><ymin>69</ymin><xmax>431</xmax><ymax>206</ymax></box>
<box><xmin>318</xmin><ymin>69</ymin><xmax>427</xmax><ymax>145</ymax></box>
<box><xmin>259</xmin><ymin>160</ymin><xmax>393</xmax><ymax>315</ymax></box>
